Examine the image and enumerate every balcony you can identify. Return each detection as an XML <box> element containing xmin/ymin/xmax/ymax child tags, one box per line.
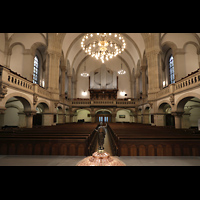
<box><xmin>0</xmin><ymin>65</ymin><xmax>50</xmax><ymax>100</ymax></box>
<box><xmin>156</xmin><ymin>69</ymin><xmax>200</xmax><ymax>100</ymax></box>
<box><xmin>67</xmin><ymin>98</ymin><xmax>136</xmax><ymax>108</ymax></box>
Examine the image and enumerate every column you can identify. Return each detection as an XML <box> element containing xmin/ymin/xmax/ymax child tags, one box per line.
<box><xmin>141</xmin><ymin>65</ymin><xmax>147</xmax><ymax>98</ymax></box>
<box><xmin>91</xmin><ymin>108</ymin><xmax>96</xmax><ymax>123</ymax></box>
<box><xmin>67</xmin><ymin>75</ymin><xmax>72</xmax><ymax>99</ymax></box>
<box><xmin>24</xmin><ymin>111</ymin><xmax>36</xmax><ymax>128</ymax></box>
<box><xmin>72</xmin><ymin>79</ymin><xmax>77</xmax><ymax>99</ymax></box>
<box><xmin>146</xmin><ymin>49</ymin><xmax>161</xmax><ymax>100</ymax></box>
<box><xmin>181</xmin><ymin>108</ymin><xmax>191</xmax><ymax>129</ymax></box>
<box><xmin>46</xmin><ymin>50</ymin><xmax>61</xmax><ymax>101</ymax></box>
<box><xmin>60</xmin><ymin>65</ymin><xmax>66</xmax><ymax>98</ymax></box>
<box><xmin>154</xmin><ymin>113</ymin><xmax>165</xmax><ymax>126</ymax></box>
<box><xmin>42</xmin><ymin>113</ymin><xmax>54</xmax><ymax>126</ymax></box>
<box><xmin>135</xmin><ymin>72</ymin><xmax>140</xmax><ymax>99</ymax></box>
<box><xmin>0</xmin><ymin>109</ymin><xmax>5</xmax><ymax>128</ymax></box>
<box><xmin>172</xmin><ymin>112</ymin><xmax>184</xmax><ymax>129</ymax></box>
<box><xmin>18</xmin><ymin>112</ymin><xmax>26</xmax><ymax>128</ymax></box>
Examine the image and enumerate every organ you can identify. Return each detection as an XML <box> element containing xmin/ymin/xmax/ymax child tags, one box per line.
<box><xmin>89</xmin><ymin>64</ymin><xmax>118</xmax><ymax>100</ymax></box>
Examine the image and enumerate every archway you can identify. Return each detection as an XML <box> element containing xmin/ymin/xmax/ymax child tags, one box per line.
<box><xmin>95</xmin><ymin>109</ymin><xmax>112</xmax><ymax>123</ymax></box>
<box><xmin>116</xmin><ymin>109</ymin><xmax>131</xmax><ymax>123</ymax></box>
<box><xmin>177</xmin><ymin>96</ymin><xmax>200</xmax><ymax>129</ymax></box>
<box><xmin>3</xmin><ymin>96</ymin><xmax>33</xmax><ymax>128</ymax></box>
<box><xmin>33</xmin><ymin>102</ymin><xmax>50</xmax><ymax>126</ymax></box>
<box><xmin>158</xmin><ymin>102</ymin><xmax>174</xmax><ymax>127</ymax></box>
<box><xmin>76</xmin><ymin>109</ymin><xmax>91</xmax><ymax>123</ymax></box>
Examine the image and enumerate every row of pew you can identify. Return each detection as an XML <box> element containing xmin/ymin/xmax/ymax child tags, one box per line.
<box><xmin>108</xmin><ymin>123</ymin><xmax>200</xmax><ymax>156</ymax></box>
<box><xmin>0</xmin><ymin>123</ymin><xmax>99</xmax><ymax>156</ymax></box>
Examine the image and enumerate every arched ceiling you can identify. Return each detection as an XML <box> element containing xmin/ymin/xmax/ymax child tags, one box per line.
<box><xmin>61</xmin><ymin>33</ymin><xmax>146</xmax><ymax>75</ymax></box>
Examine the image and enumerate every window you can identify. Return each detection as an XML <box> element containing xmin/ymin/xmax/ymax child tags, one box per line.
<box><xmin>104</xmin><ymin>116</ymin><xmax>108</xmax><ymax>122</ymax></box>
<box><xmin>169</xmin><ymin>55</ymin><xmax>175</xmax><ymax>84</ymax></box>
<box><xmin>33</xmin><ymin>56</ymin><xmax>39</xmax><ymax>84</ymax></box>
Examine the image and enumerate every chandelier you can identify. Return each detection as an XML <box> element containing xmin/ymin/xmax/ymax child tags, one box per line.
<box><xmin>81</xmin><ymin>33</ymin><xmax>126</xmax><ymax>63</ymax></box>
<box><xmin>118</xmin><ymin>62</ymin><xmax>126</xmax><ymax>75</ymax></box>
<box><xmin>81</xmin><ymin>64</ymin><xmax>89</xmax><ymax>77</ymax></box>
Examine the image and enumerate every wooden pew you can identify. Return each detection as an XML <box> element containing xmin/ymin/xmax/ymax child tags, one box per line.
<box><xmin>108</xmin><ymin>123</ymin><xmax>200</xmax><ymax>156</ymax></box>
<box><xmin>0</xmin><ymin>123</ymin><xmax>99</xmax><ymax>156</ymax></box>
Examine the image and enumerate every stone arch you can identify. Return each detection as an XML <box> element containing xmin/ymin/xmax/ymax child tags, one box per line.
<box><xmin>158</xmin><ymin>101</ymin><xmax>172</xmax><ymax>113</ymax></box>
<box><xmin>176</xmin><ymin>92</ymin><xmax>200</xmax><ymax>112</ymax></box>
<box><xmin>116</xmin><ymin>108</ymin><xmax>132</xmax><ymax>123</ymax></box>
<box><xmin>3</xmin><ymin>92</ymin><xmax>32</xmax><ymax>111</ymax></box>
<box><xmin>176</xmin><ymin>93</ymin><xmax>200</xmax><ymax>129</ymax></box>
<box><xmin>76</xmin><ymin>108</ymin><xmax>91</xmax><ymax>123</ymax></box>
<box><xmin>2</xmin><ymin>93</ymin><xmax>33</xmax><ymax>128</ymax></box>
<box><xmin>157</xmin><ymin>101</ymin><xmax>174</xmax><ymax>127</ymax></box>
<box><xmin>35</xmin><ymin>100</ymin><xmax>50</xmax><ymax>113</ymax></box>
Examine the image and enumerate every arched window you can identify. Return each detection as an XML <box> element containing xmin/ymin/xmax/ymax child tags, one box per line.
<box><xmin>169</xmin><ymin>55</ymin><xmax>175</xmax><ymax>84</ymax></box>
<box><xmin>33</xmin><ymin>56</ymin><xmax>39</xmax><ymax>84</ymax></box>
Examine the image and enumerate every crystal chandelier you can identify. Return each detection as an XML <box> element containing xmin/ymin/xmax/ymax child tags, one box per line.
<box><xmin>81</xmin><ymin>64</ymin><xmax>89</xmax><ymax>77</ymax></box>
<box><xmin>118</xmin><ymin>59</ymin><xmax>126</xmax><ymax>75</ymax></box>
<box><xmin>81</xmin><ymin>33</ymin><xmax>126</xmax><ymax>63</ymax></box>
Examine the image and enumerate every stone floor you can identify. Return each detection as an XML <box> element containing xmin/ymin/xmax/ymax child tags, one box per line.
<box><xmin>1</xmin><ymin>155</ymin><xmax>200</xmax><ymax>166</ymax></box>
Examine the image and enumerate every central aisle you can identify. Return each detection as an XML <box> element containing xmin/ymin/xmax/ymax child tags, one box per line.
<box><xmin>94</xmin><ymin>130</ymin><xmax>113</xmax><ymax>156</ymax></box>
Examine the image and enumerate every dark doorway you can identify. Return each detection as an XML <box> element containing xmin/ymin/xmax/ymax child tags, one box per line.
<box><xmin>166</xmin><ymin>114</ymin><xmax>175</xmax><ymax>127</ymax></box>
<box><xmin>33</xmin><ymin>114</ymin><xmax>42</xmax><ymax>126</ymax></box>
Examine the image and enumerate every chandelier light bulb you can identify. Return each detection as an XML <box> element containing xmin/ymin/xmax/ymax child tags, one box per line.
<box><xmin>81</xmin><ymin>33</ymin><xmax>126</xmax><ymax>63</ymax></box>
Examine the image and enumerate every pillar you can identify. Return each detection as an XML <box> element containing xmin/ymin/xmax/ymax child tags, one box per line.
<box><xmin>91</xmin><ymin>108</ymin><xmax>96</xmax><ymax>123</ymax></box>
<box><xmin>154</xmin><ymin>113</ymin><xmax>165</xmax><ymax>126</ymax></box>
<box><xmin>141</xmin><ymin>65</ymin><xmax>147</xmax><ymax>98</ymax></box>
<box><xmin>172</xmin><ymin>112</ymin><xmax>184</xmax><ymax>129</ymax></box>
<box><xmin>60</xmin><ymin>65</ymin><xmax>66</xmax><ymax>98</ymax></box>
<box><xmin>24</xmin><ymin>111</ymin><xmax>36</xmax><ymax>128</ymax></box>
<box><xmin>42</xmin><ymin>113</ymin><xmax>54</xmax><ymax>126</ymax></box>
<box><xmin>146</xmin><ymin>49</ymin><xmax>161</xmax><ymax>100</ymax></box>
<box><xmin>46</xmin><ymin>50</ymin><xmax>61</xmax><ymax>101</ymax></box>
<box><xmin>18</xmin><ymin>112</ymin><xmax>26</xmax><ymax>127</ymax></box>
<box><xmin>0</xmin><ymin>109</ymin><xmax>5</xmax><ymax>128</ymax></box>
<box><xmin>67</xmin><ymin>75</ymin><xmax>72</xmax><ymax>99</ymax></box>
<box><xmin>135</xmin><ymin>72</ymin><xmax>140</xmax><ymax>99</ymax></box>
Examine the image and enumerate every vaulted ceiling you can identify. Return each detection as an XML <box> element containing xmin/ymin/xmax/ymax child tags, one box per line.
<box><xmin>60</xmin><ymin>33</ymin><xmax>146</xmax><ymax>75</ymax></box>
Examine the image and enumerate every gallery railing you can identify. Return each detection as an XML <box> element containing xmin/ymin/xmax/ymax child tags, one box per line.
<box><xmin>0</xmin><ymin>65</ymin><xmax>51</xmax><ymax>100</ymax></box>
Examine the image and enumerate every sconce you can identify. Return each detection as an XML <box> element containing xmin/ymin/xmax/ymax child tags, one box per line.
<box><xmin>82</xmin><ymin>91</ymin><xmax>87</xmax><ymax>96</ymax></box>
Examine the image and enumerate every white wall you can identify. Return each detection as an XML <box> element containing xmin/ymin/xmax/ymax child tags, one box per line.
<box><xmin>190</xmin><ymin>107</ymin><xmax>200</xmax><ymax>127</ymax></box>
<box><xmin>4</xmin><ymin>107</ymin><xmax>19</xmax><ymax>126</ymax></box>
<box><xmin>10</xmin><ymin>45</ymin><xmax>24</xmax><ymax>75</ymax></box>
<box><xmin>77</xmin><ymin>109</ymin><xmax>91</xmax><ymax>122</ymax></box>
<box><xmin>185</xmin><ymin>44</ymin><xmax>199</xmax><ymax>75</ymax></box>
<box><xmin>116</xmin><ymin>109</ymin><xmax>130</xmax><ymax>122</ymax></box>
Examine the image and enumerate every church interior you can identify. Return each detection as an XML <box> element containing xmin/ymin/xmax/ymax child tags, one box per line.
<box><xmin>1</xmin><ymin>33</ymin><xmax>200</xmax><ymax>166</ymax></box>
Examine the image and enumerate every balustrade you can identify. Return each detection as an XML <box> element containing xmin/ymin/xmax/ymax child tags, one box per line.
<box><xmin>0</xmin><ymin>65</ymin><xmax>50</xmax><ymax>99</ymax></box>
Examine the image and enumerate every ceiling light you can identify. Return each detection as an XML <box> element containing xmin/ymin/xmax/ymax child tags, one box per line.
<box><xmin>81</xmin><ymin>33</ymin><xmax>126</xmax><ymax>63</ymax></box>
